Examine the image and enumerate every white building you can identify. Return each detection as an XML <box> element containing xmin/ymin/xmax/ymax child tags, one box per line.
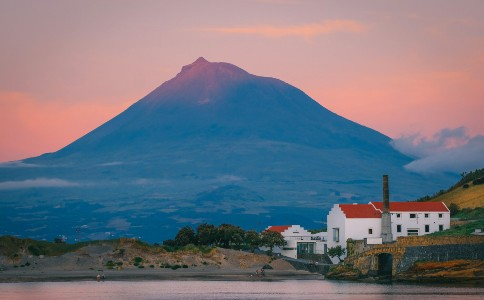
<box><xmin>327</xmin><ymin>201</ymin><xmax>450</xmax><ymax>262</ymax></box>
<box><xmin>261</xmin><ymin>225</ymin><xmax>327</xmax><ymax>259</ymax></box>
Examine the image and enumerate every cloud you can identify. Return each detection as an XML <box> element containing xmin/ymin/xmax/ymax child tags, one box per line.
<box><xmin>391</xmin><ymin>127</ymin><xmax>471</xmax><ymax>158</ymax></box>
<box><xmin>106</xmin><ymin>217</ymin><xmax>131</xmax><ymax>231</ymax></box>
<box><xmin>215</xmin><ymin>175</ymin><xmax>244</xmax><ymax>183</ymax></box>
<box><xmin>200</xmin><ymin>19</ymin><xmax>366</xmax><ymax>39</ymax></box>
<box><xmin>391</xmin><ymin>128</ymin><xmax>484</xmax><ymax>174</ymax></box>
<box><xmin>170</xmin><ymin>216</ymin><xmax>205</xmax><ymax>224</ymax></box>
<box><xmin>97</xmin><ymin>161</ymin><xmax>124</xmax><ymax>167</ymax></box>
<box><xmin>0</xmin><ymin>161</ymin><xmax>39</xmax><ymax>168</ymax></box>
<box><xmin>0</xmin><ymin>178</ymin><xmax>79</xmax><ymax>190</ymax></box>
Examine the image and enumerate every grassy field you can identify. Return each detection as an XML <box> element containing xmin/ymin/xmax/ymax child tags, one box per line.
<box><xmin>431</xmin><ymin>183</ymin><xmax>484</xmax><ymax>209</ymax></box>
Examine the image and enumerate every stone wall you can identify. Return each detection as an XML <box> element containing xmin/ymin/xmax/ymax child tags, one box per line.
<box><xmin>393</xmin><ymin>235</ymin><xmax>484</xmax><ymax>247</ymax></box>
<box><xmin>397</xmin><ymin>243</ymin><xmax>484</xmax><ymax>272</ymax></box>
<box><xmin>283</xmin><ymin>257</ymin><xmax>332</xmax><ymax>274</ymax></box>
<box><xmin>345</xmin><ymin>235</ymin><xmax>484</xmax><ymax>276</ymax></box>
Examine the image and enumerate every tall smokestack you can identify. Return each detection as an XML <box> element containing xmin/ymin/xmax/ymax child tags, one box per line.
<box><xmin>383</xmin><ymin>174</ymin><xmax>389</xmax><ymax>213</ymax></box>
<box><xmin>381</xmin><ymin>174</ymin><xmax>393</xmax><ymax>243</ymax></box>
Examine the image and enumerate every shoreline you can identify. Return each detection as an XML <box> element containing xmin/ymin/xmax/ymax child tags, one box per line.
<box><xmin>0</xmin><ymin>268</ymin><xmax>324</xmax><ymax>283</ymax></box>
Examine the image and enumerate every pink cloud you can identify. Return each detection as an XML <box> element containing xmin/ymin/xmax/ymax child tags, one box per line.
<box><xmin>0</xmin><ymin>91</ymin><xmax>130</xmax><ymax>162</ymax></box>
<box><xmin>201</xmin><ymin>20</ymin><xmax>366</xmax><ymax>39</ymax></box>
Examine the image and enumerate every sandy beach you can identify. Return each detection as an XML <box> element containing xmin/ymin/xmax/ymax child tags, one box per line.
<box><xmin>0</xmin><ymin>242</ymin><xmax>324</xmax><ymax>282</ymax></box>
<box><xmin>0</xmin><ymin>267</ymin><xmax>323</xmax><ymax>283</ymax></box>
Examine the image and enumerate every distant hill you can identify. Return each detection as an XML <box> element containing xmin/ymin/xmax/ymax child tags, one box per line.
<box><xmin>0</xmin><ymin>58</ymin><xmax>458</xmax><ymax>242</ymax></box>
<box><xmin>419</xmin><ymin>168</ymin><xmax>484</xmax><ymax>209</ymax></box>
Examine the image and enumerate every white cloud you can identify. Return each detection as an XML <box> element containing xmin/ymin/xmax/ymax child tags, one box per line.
<box><xmin>392</xmin><ymin>127</ymin><xmax>484</xmax><ymax>174</ymax></box>
<box><xmin>391</xmin><ymin>127</ymin><xmax>470</xmax><ymax>158</ymax></box>
<box><xmin>0</xmin><ymin>161</ymin><xmax>39</xmax><ymax>168</ymax></box>
<box><xmin>0</xmin><ymin>177</ymin><xmax>79</xmax><ymax>190</ymax></box>
<box><xmin>106</xmin><ymin>217</ymin><xmax>131</xmax><ymax>231</ymax></box>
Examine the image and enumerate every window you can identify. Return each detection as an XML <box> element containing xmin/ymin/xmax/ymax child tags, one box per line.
<box><xmin>397</xmin><ymin>225</ymin><xmax>402</xmax><ymax>233</ymax></box>
<box><xmin>368</xmin><ymin>228</ymin><xmax>373</xmax><ymax>235</ymax></box>
<box><xmin>410</xmin><ymin>213</ymin><xmax>416</xmax><ymax>219</ymax></box>
<box><xmin>424</xmin><ymin>213</ymin><xmax>429</xmax><ymax>218</ymax></box>
<box><xmin>407</xmin><ymin>229</ymin><xmax>419</xmax><ymax>236</ymax></box>
<box><xmin>438</xmin><ymin>213</ymin><xmax>443</xmax><ymax>219</ymax></box>
<box><xmin>396</xmin><ymin>213</ymin><xmax>401</xmax><ymax>218</ymax></box>
<box><xmin>439</xmin><ymin>225</ymin><xmax>444</xmax><ymax>231</ymax></box>
<box><xmin>333</xmin><ymin>228</ymin><xmax>339</xmax><ymax>242</ymax></box>
<box><xmin>425</xmin><ymin>225</ymin><xmax>430</xmax><ymax>232</ymax></box>
<box><xmin>297</xmin><ymin>242</ymin><xmax>315</xmax><ymax>255</ymax></box>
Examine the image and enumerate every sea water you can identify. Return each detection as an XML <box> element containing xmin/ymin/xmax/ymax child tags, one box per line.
<box><xmin>1</xmin><ymin>280</ymin><xmax>483</xmax><ymax>300</ymax></box>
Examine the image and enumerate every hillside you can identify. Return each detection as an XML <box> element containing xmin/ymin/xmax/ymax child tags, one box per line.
<box><xmin>422</xmin><ymin>168</ymin><xmax>484</xmax><ymax>209</ymax></box>
<box><xmin>432</xmin><ymin>184</ymin><xmax>484</xmax><ymax>209</ymax></box>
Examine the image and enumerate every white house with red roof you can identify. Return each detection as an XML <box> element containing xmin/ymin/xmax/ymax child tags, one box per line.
<box><xmin>327</xmin><ymin>201</ymin><xmax>450</xmax><ymax>262</ymax></box>
<box><xmin>262</xmin><ymin>225</ymin><xmax>327</xmax><ymax>259</ymax></box>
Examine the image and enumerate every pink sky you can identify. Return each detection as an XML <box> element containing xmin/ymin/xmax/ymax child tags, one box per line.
<box><xmin>1</xmin><ymin>0</ymin><xmax>483</xmax><ymax>163</ymax></box>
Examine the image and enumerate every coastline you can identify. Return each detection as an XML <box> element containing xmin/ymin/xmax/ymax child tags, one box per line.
<box><xmin>0</xmin><ymin>268</ymin><xmax>324</xmax><ymax>283</ymax></box>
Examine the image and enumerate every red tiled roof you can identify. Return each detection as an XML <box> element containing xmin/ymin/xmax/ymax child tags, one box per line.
<box><xmin>370</xmin><ymin>201</ymin><xmax>449</xmax><ymax>212</ymax></box>
<box><xmin>266</xmin><ymin>225</ymin><xmax>291</xmax><ymax>233</ymax></box>
<box><xmin>339</xmin><ymin>204</ymin><xmax>381</xmax><ymax>218</ymax></box>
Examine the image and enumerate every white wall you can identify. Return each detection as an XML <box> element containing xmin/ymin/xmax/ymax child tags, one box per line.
<box><xmin>391</xmin><ymin>211</ymin><xmax>450</xmax><ymax>239</ymax></box>
<box><xmin>327</xmin><ymin>204</ymin><xmax>345</xmax><ymax>250</ymax></box>
<box><xmin>346</xmin><ymin>218</ymin><xmax>382</xmax><ymax>241</ymax></box>
<box><xmin>262</xmin><ymin>225</ymin><xmax>328</xmax><ymax>259</ymax></box>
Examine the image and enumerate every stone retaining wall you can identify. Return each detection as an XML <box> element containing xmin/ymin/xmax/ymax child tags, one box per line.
<box><xmin>397</xmin><ymin>243</ymin><xmax>484</xmax><ymax>272</ymax></box>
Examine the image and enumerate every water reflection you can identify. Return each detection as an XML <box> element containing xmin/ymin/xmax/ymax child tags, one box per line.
<box><xmin>1</xmin><ymin>280</ymin><xmax>483</xmax><ymax>300</ymax></box>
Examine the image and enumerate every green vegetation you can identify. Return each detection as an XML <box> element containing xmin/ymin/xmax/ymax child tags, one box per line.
<box><xmin>163</xmin><ymin>223</ymin><xmax>284</xmax><ymax>254</ymax></box>
<box><xmin>0</xmin><ymin>235</ymin><xmax>99</xmax><ymax>258</ymax></box>
<box><xmin>453</xmin><ymin>207</ymin><xmax>484</xmax><ymax>220</ymax></box>
<box><xmin>429</xmin><ymin>219</ymin><xmax>484</xmax><ymax>236</ymax></box>
<box><xmin>327</xmin><ymin>246</ymin><xmax>346</xmax><ymax>262</ymax></box>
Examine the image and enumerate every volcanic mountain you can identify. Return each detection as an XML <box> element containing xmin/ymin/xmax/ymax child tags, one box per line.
<box><xmin>0</xmin><ymin>58</ymin><xmax>456</xmax><ymax>242</ymax></box>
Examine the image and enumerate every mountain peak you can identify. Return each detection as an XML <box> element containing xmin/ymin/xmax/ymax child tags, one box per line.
<box><xmin>193</xmin><ymin>57</ymin><xmax>209</xmax><ymax>64</ymax></box>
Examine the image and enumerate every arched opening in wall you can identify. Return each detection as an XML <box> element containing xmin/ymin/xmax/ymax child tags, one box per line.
<box><xmin>377</xmin><ymin>253</ymin><xmax>393</xmax><ymax>277</ymax></box>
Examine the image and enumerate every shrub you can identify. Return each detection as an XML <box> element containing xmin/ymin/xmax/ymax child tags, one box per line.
<box><xmin>138</xmin><ymin>265</ymin><xmax>145</xmax><ymax>268</ymax></box>
<box><xmin>150</xmin><ymin>265</ymin><xmax>155</xmax><ymax>268</ymax></box>
<box><xmin>171</xmin><ymin>265</ymin><xmax>181</xmax><ymax>270</ymax></box>
<box><xmin>134</xmin><ymin>257</ymin><xmax>143</xmax><ymax>263</ymax></box>
<box><xmin>182</xmin><ymin>264</ymin><xmax>188</xmax><ymax>268</ymax></box>
<box><xmin>105</xmin><ymin>260</ymin><xmax>115</xmax><ymax>267</ymax></box>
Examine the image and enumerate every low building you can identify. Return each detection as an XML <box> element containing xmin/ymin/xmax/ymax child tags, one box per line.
<box><xmin>261</xmin><ymin>225</ymin><xmax>327</xmax><ymax>259</ymax></box>
<box><xmin>326</xmin><ymin>201</ymin><xmax>450</xmax><ymax>262</ymax></box>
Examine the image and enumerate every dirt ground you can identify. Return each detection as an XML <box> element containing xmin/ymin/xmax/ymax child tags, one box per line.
<box><xmin>0</xmin><ymin>243</ymin><xmax>322</xmax><ymax>282</ymax></box>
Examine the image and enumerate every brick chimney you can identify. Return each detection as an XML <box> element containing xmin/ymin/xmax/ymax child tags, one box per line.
<box><xmin>381</xmin><ymin>175</ymin><xmax>393</xmax><ymax>243</ymax></box>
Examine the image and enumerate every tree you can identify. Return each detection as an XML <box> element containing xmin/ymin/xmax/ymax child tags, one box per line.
<box><xmin>448</xmin><ymin>203</ymin><xmax>460</xmax><ymax>216</ymax></box>
<box><xmin>174</xmin><ymin>226</ymin><xmax>196</xmax><ymax>246</ymax></box>
<box><xmin>216</xmin><ymin>224</ymin><xmax>245</xmax><ymax>248</ymax></box>
<box><xmin>327</xmin><ymin>245</ymin><xmax>346</xmax><ymax>262</ymax></box>
<box><xmin>260</xmin><ymin>230</ymin><xmax>285</xmax><ymax>253</ymax></box>
<box><xmin>196</xmin><ymin>223</ymin><xmax>216</xmax><ymax>246</ymax></box>
<box><xmin>244</xmin><ymin>230</ymin><xmax>261</xmax><ymax>252</ymax></box>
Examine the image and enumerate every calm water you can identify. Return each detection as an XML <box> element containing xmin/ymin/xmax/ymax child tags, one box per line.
<box><xmin>1</xmin><ymin>280</ymin><xmax>483</xmax><ymax>300</ymax></box>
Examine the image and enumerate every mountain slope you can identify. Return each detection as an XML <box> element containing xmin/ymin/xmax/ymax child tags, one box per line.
<box><xmin>0</xmin><ymin>58</ymin><xmax>458</xmax><ymax>242</ymax></box>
